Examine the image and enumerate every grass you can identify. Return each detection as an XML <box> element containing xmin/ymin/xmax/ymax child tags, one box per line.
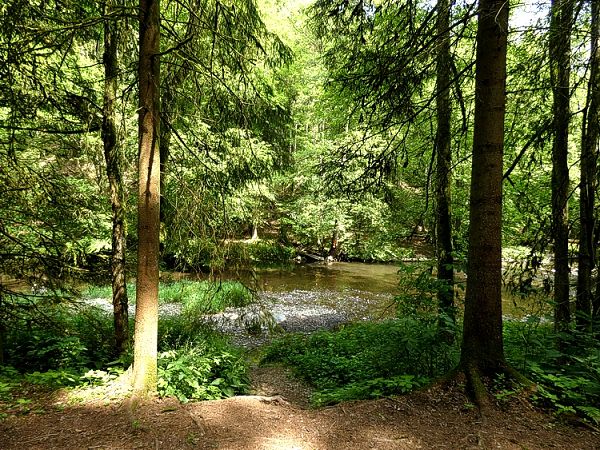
<box><xmin>82</xmin><ymin>279</ymin><xmax>254</xmax><ymax>311</ymax></box>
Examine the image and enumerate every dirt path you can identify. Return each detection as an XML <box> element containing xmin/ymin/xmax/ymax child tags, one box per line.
<box><xmin>0</xmin><ymin>366</ymin><xmax>598</xmax><ymax>450</ymax></box>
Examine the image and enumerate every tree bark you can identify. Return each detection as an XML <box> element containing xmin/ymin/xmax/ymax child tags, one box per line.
<box><xmin>549</xmin><ymin>0</ymin><xmax>574</xmax><ymax>333</ymax></box>
<box><xmin>102</xmin><ymin>0</ymin><xmax>129</xmax><ymax>357</ymax></box>
<box><xmin>460</xmin><ymin>0</ymin><xmax>509</xmax><ymax>372</ymax></box>
<box><xmin>579</xmin><ymin>0</ymin><xmax>600</xmax><ymax>329</ymax></box>
<box><xmin>133</xmin><ymin>0</ymin><xmax>160</xmax><ymax>397</ymax></box>
<box><xmin>434</xmin><ymin>0</ymin><xmax>455</xmax><ymax>331</ymax></box>
<box><xmin>328</xmin><ymin>219</ymin><xmax>339</xmax><ymax>258</ymax></box>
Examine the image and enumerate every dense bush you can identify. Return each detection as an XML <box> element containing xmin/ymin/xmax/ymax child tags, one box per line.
<box><xmin>2</xmin><ymin>286</ymin><xmax>252</xmax><ymax>403</ymax></box>
<box><xmin>158</xmin><ymin>343</ymin><xmax>249</xmax><ymax>402</ymax></box>
<box><xmin>262</xmin><ymin>319</ymin><xmax>458</xmax><ymax>406</ymax></box>
<box><xmin>504</xmin><ymin>318</ymin><xmax>600</xmax><ymax>424</ymax></box>
<box><xmin>4</xmin><ymin>300</ymin><xmax>115</xmax><ymax>373</ymax></box>
<box><xmin>245</xmin><ymin>241</ymin><xmax>295</xmax><ymax>265</ymax></box>
<box><xmin>180</xmin><ymin>280</ymin><xmax>255</xmax><ymax>315</ymax></box>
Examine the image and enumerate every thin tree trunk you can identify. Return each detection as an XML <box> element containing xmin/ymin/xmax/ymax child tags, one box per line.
<box><xmin>133</xmin><ymin>0</ymin><xmax>160</xmax><ymax>397</ymax></box>
<box><xmin>579</xmin><ymin>0</ymin><xmax>600</xmax><ymax>329</ymax></box>
<box><xmin>549</xmin><ymin>0</ymin><xmax>574</xmax><ymax>333</ymax></box>
<box><xmin>102</xmin><ymin>0</ymin><xmax>129</xmax><ymax>356</ymax></box>
<box><xmin>0</xmin><ymin>305</ymin><xmax>4</xmax><ymax>366</ymax></box>
<box><xmin>460</xmin><ymin>0</ymin><xmax>509</xmax><ymax>372</ymax></box>
<box><xmin>329</xmin><ymin>220</ymin><xmax>339</xmax><ymax>258</ymax></box>
<box><xmin>434</xmin><ymin>0</ymin><xmax>455</xmax><ymax>331</ymax></box>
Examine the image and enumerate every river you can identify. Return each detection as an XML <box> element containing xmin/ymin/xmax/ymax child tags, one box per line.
<box><xmin>194</xmin><ymin>261</ymin><xmax>550</xmax><ymax>345</ymax></box>
<box><xmin>84</xmin><ymin>261</ymin><xmax>549</xmax><ymax>346</ymax></box>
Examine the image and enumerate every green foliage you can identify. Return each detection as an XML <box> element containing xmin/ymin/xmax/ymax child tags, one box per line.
<box><xmin>179</xmin><ymin>281</ymin><xmax>255</xmax><ymax>316</ymax></box>
<box><xmin>262</xmin><ymin>320</ymin><xmax>458</xmax><ymax>405</ymax></box>
<box><xmin>312</xmin><ymin>375</ymin><xmax>428</xmax><ymax>407</ymax></box>
<box><xmin>24</xmin><ymin>369</ymin><xmax>81</xmax><ymax>388</ymax></box>
<box><xmin>245</xmin><ymin>241</ymin><xmax>296</xmax><ymax>265</ymax></box>
<box><xmin>79</xmin><ymin>366</ymin><xmax>124</xmax><ymax>386</ymax></box>
<box><xmin>0</xmin><ymin>366</ymin><xmax>20</xmax><ymax>402</ymax></box>
<box><xmin>394</xmin><ymin>261</ymin><xmax>460</xmax><ymax>325</ymax></box>
<box><xmin>157</xmin><ymin>345</ymin><xmax>249</xmax><ymax>402</ymax></box>
<box><xmin>504</xmin><ymin>319</ymin><xmax>600</xmax><ymax>424</ymax></box>
<box><xmin>158</xmin><ymin>315</ymin><xmax>221</xmax><ymax>351</ymax></box>
<box><xmin>4</xmin><ymin>299</ymin><xmax>115</xmax><ymax>372</ymax></box>
<box><xmin>83</xmin><ymin>279</ymin><xmax>255</xmax><ymax>311</ymax></box>
<box><xmin>2</xmin><ymin>290</ymin><xmax>252</xmax><ymax>405</ymax></box>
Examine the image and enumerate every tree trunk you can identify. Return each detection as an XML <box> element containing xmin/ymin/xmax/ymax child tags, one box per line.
<box><xmin>579</xmin><ymin>0</ymin><xmax>600</xmax><ymax>329</ymax></box>
<box><xmin>133</xmin><ymin>0</ymin><xmax>160</xmax><ymax>397</ymax></box>
<box><xmin>102</xmin><ymin>0</ymin><xmax>129</xmax><ymax>356</ymax></box>
<box><xmin>549</xmin><ymin>0</ymin><xmax>574</xmax><ymax>333</ymax></box>
<box><xmin>460</xmin><ymin>0</ymin><xmax>509</xmax><ymax>374</ymax></box>
<box><xmin>0</xmin><ymin>306</ymin><xmax>4</xmax><ymax>366</ymax></box>
<box><xmin>434</xmin><ymin>0</ymin><xmax>455</xmax><ymax>331</ymax></box>
<box><xmin>329</xmin><ymin>220</ymin><xmax>339</xmax><ymax>258</ymax></box>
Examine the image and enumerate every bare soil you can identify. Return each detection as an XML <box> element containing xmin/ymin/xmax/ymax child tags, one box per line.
<box><xmin>1</xmin><ymin>366</ymin><xmax>599</xmax><ymax>450</ymax></box>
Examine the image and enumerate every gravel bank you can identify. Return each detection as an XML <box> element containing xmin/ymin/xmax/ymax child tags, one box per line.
<box><xmin>83</xmin><ymin>288</ymin><xmax>394</xmax><ymax>348</ymax></box>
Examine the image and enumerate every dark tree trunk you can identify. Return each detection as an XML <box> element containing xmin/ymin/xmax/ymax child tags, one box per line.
<box><xmin>434</xmin><ymin>0</ymin><xmax>455</xmax><ymax>330</ymax></box>
<box><xmin>549</xmin><ymin>0</ymin><xmax>574</xmax><ymax>333</ymax></box>
<box><xmin>133</xmin><ymin>0</ymin><xmax>160</xmax><ymax>397</ymax></box>
<box><xmin>460</xmin><ymin>0</ymin><xmax>509</xmax><ymax>374</ymax></box>
<box><xmin>579</xmin><ymin>0</ymin><xmax>600</xmax><ymax>329</ymax></box>
<box><xmin>102</xmin><ymin>0</ymin><xmax>129</xmax><ymax>357</ymax></box>
<box><xmin>329</xmin><ymin>220</ymin><xmax>339</xmax><ymax>258</ymax></box>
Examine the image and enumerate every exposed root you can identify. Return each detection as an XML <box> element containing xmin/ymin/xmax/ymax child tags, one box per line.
<box><xmin>465</xmin><ymin>364</ymin><xmax>491</xmax><ymax>413</ymax></box>
<box><xmin>440</xmin><ymin>361</ymin><xmax>537</xmax><ymax>418</ymax></box>
<box><xmin>501</xmin><ymin>365</ymin><xmax>535</xmax><ymax>392</ymax></box>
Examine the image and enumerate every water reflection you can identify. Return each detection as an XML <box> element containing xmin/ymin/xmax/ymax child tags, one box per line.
<box><xmin>174</xmin><ymin>261</ymin><xmax>550</xmax><ymax>322</ymax></box>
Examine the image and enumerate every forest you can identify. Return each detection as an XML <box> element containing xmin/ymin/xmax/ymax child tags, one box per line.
<box><xmin>1</xmin><ymin>0</ymin><xmax>600</xmax><ymax>448</ymax></box>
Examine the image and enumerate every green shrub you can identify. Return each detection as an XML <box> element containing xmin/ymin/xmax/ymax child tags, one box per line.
<box><xmin>312</xmin><ymin>375</ymin><xmax>428</xmax><ymax>406</ymax></box>
<box><xmin>25</xmin><ymin>368</ymin><xmax>81</xmax><ymax>387</ymax></box>
<box><xmin>262</xmin><ymin>319</ymin><xmax>458</xmax><ymax>405</ymax></box>
<box><xmin>158</xmin><ymin>316</ymin><xmax>222</xmax><ymax>351</ymax></box>
<box><xmin>4</xmin><ymin>302</ymin><xmax>115</xmax><ymax>372</ymax></box>
<box><xmin>158</xmin><ymin>344</ymin><xmax>249</xmax><ymax>402</ymax></box>
<box><xmin>504</xmin><ymin>318</ymin><xmax>600</xmax><ymax>424</ymax></box>
<box><xmin>246</xmin><ymin>241</ymin><xmax>295</xmax><ymax>265</ymax></box>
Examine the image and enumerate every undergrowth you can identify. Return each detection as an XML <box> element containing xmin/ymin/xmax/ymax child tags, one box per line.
<box><xmin>504</xmin><ymin>318</ymin><xmax>600</xmax><ymax>424</ymax></box>
<box><xmin>262</xmin><ymin>319</ymin><xmax>458</xmax><ymax>406</ymax></box>
<box><xmin>0</xmin><ymin>285</ymin><xmax>251</xmax><ymax>411</ymax></box>
<box><xmin>158</xmin><ymin>343</ymin><xmax>248</xmax><ymax>402</ymax></box>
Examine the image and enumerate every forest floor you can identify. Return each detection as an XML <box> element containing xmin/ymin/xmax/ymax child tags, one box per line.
<box><xmin>1</xmin><ymin>365</ymin><xmax>599</xmax><ymax>450</ymax></box>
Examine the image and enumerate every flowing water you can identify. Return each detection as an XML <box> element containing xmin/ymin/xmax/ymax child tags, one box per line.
<box><xmin>243</xmin><ymin>262</ymin><xmax>400</xmax><ymax>318</ymax></box>
<box><xmin>189</xmin><ymin>262</ymin><xmax>402</xmax><ymax>346</ymax></box>
<box><xmin>85</xmin><ymin>261</ymin><xmax>550</xmax><ymax>346</ymax></box>
<box><xmin>196</xmin><ymin>261</ymin><xmax>550</xmax><ymax>340</ymax></box>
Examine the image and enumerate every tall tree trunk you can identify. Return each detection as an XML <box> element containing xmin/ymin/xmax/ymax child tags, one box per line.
<box><xmin>102</xmin><ymin>0</ymin><xmax>129</xmax><ymax>356</ymax></box>
<box><xmin>329</xmin><ymin>220</ymin><xmax>339</xmax><ymax>258</ymax></box>
<box><xmin>133</xmin><ymin>0</ymin><xmax>160</xmax><ymax>397</ymax></box>
<box><xmin>549</xmin><ymin>0</ymin><xmax>574</xmax><ymax>333</ymax></box>
<box><xmin>460</xmin><ymin>0</ymin><xmax>509</xmax><ymax>375</ymax></box>
<box><xmin>579</xmin><ymin>0</ymin><xmax>600</xmax><ymax>329</ymax></box>
<box><xmin>434</xmin><ymin>0</ymin><xmax>455</xmax><ymax>331</ymax></box>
